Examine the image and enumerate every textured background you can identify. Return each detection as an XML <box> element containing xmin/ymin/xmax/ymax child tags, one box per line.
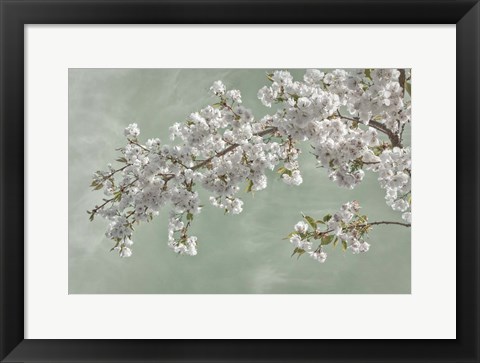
<box><xmin>69</xmin><ymin>69</ymin><xmax>411</xmax><ymax>294</ymax></box>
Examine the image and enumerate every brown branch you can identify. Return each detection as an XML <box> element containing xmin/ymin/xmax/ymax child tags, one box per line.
<box><xmin>369</xmin><ymin>120</ymin><xmax>402</xmax><ymax>148</ymax></box>
<box><xmin>155</xmin><ymin>127</ymin><xmax>279</xmax><ymax>183</ymax></box>
<box><xmin>128</xmin><ymin>139</ymin><xmax>149</xmax><ymax>151</ymax></box>
<box><xmin>399</xmin><ymin>69</ymin><xmax>406</xmax><ymax>97</ymax></box>
<box><xmin>121</xmin><ymin>177</ymin><xmax>139</xmax><ymax>191</ymax></box>
<box><xmin>104</xmin><ymin>164</ymin><xmax>131</xmax><ymax>179</ymax></box>
<box><xmin>337</xmin><ymin>111</ymin><xmax>403</xmax><ymax>148</ymax></box>
<box><xmin>190</xmin><ymin>127</ymin><xmax>278</xmax><ymax>172</ymax></box>
<box><xmin>366</xmin><ymin>221</ymin><xmax>411</xmax><ymax>228</ymax></box>
<box><xmin>222</xmin><ymin>103</ymin><xmax>240</xmax><ymax>118</ymax></box>
<box><xmin>313</xmin><ymin>219</ymin><xmax>410</xmax><ymax>239</ymax></box>
<box><xmin>192</xmin><ymin>144</ymin><xmax>239</xmax><ymax>171</ymax></box>
<box><xmin>91</xmin><ymin>196</ymin><xmax>116</xmax><ymax>214</ymax></box>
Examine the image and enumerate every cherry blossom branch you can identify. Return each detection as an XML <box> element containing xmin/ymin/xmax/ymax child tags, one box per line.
<box><xmin>192</xmin><ymin>127</ymin><xmax>278</xmax><ymax>171</ymax></box>
<box><xmin>156</xmin><ymin>126</ymin><xmax>280</xmax><ymax>187</ymax></box>
<box><xmin>336</xmin><ymin>111</ymin><xmax>403</xmax><ymax>148</ymax></box>
<box><xmin>128</xmin><ymin>139</ymin><xmax>149</xmax><ymax>151</ymax></box>
<box><xmin>289</xmin><ymin>201</ymin><xmax>411</xmax><ymax>263</ymax></box>
<box><xmin>91</xmin><ymin>197</ymin><xmax>115</xmax><ymax>213</ymax></box>
<box><xmin>104</xmin><ymin>164</ymin><xmax>130</xmax><ymax>178</ymax></box>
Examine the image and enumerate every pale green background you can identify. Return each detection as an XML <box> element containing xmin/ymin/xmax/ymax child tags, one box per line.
<box><xmin>69</xmin><ymin>69</ymin><xmax>411</xmax><ymax>294</ymax></box>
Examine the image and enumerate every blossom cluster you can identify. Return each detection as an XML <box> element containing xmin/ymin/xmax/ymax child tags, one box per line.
<box><xmin>89</xmin><ymin>68</ymin><xmax>411</xmax><ymax>260</ymax></box>
<box><xmin>287</xmin><ymin>201</ymin><xmax>373</xmax><ymax>264</ymax></box>
<box><xmin>258</xmin><ymin>69</ymin><xmax>411</xmax><ymax>194</ymax></box>
<box><xmin>89</xmin><ymin>81</ymin><xmax>289</xmax><ymax>257</ymax></box>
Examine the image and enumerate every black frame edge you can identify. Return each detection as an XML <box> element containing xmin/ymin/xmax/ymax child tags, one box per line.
<box><xmin>1</xmin><ymin>0</ymin><xmax>26</xmax><ymax>361</ymax></box>
<box><xmin>0</xmin><ymin>0</ymin><xmax>478</xmax><ymax>24</ymax></box>
<box><xmin>457</xmin><ymin>1</ymin><xmax>480</xmax><ymax>361</ymax></box>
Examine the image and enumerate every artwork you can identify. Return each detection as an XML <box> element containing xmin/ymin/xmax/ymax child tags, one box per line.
<box><xmin>69</xmin><ymin>69</ymin><xmax>411</xmax><ymax>293</ymax></box>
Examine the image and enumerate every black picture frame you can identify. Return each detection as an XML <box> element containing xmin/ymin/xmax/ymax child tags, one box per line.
<box><xmin>1</xmin><ymin>0</ymin><xmax>478</xmax><ymax>362</ymax></box>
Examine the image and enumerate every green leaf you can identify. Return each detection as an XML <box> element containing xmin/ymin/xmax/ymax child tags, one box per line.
<box><xmin>321</xmin><ymin>235</ymin><xmax>334</xmax><ymax>246</ymax></box>
<box><xmin>277</xmin><ymin>167</ymin><xmax>292</xmax><ymax>177</ymax></box>
<box><xmin>245</xmin><ymin>179</ymin><xmax>254</xmax><ymax>193</ymax></box>
<box><xmin>94</xmin><ymin>183</ymin><xmax>103</xmax><ymax>190</ymax></box>
<box><xmin>303</xmin><ymin>215</ymin><xmax>317</xmax><ymax>230</ymax></box>
<box><xmin>187</xmin><ymin>212</ymin><xmax>194</xmax><ymax>221</ymax></box>
<box><xmin>114</xmin><ymin>191</ymin><xmax>122</xmax><ymax>202</ymax></box>
<box><xmin>342</xmin><ymin>240</ymin><xmax>348</xmax><ymax>251</ymax></box>
<box><xmin>291</xmin><ymin>247</ymin><xmax>305</xmax><ymax>258</ymax></box>
<box><xmin>283</xmin><ymin>231</ymin><xmax>297</xmax><ymax>240</ymax></box>
<box><xmin>365</xmin><ymin>69</ymin><xmax>372</xmax><ymax>80</ymax></box>
<box><xmin>323</xmin><ymin>214</ymin><xmax>332</xmax><ymax>222</ymax></box>
<box><xmin>405</xmin><ymin>81</ymin><xmax>411</xmax><ymax>95</ymax></box>
<box><xmin>116</xmin><ymin>157</ymin><xmax>127</xmax><ymax>163</ymax></box>
<box><xmin>333</xmin><ymin>237</ymin><xmax>338</xmax><ymax>248</ymax></box>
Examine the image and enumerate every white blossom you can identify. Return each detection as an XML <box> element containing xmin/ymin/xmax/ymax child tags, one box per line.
<box><xmin>124</xmin><ymin>123</ymin><xmax>140</xmax><ymax>138</ymax></box>
<box><xmin>209</xmin><ymin>80</ymin><xmax>226</xmax><ymax>96</ymax></box>
<box><xmin>294</xmin><ymin>221</ymin><xmax>309</xmax><ymax>234</ymax></box>
<box><xmin>119</xmin><ymin>247</ymin><xmax>132</xmax><ymax>258</ymax></box>
<box><xmin>309</xmin><ymin>250</ymin><xmax>327</xmax><ymax>263</ymax></box>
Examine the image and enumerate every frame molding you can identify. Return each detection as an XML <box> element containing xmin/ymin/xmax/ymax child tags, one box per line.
<box><xmin>1</xmin><ymin>1</ymin><xmax>478</xmax><ymax>362</ymax></box>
